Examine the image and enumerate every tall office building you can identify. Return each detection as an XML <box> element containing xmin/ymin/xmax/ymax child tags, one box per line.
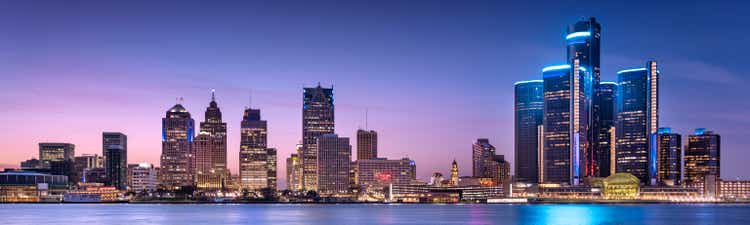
<box><xmin>566</xmin><ymin>18</ymin><xmax>604</xmax><ymax>179</ymax></box>
<box><xmin>239</xmin><ymin>107</ymin><xmax>270</xmax><ymax>190</ymax></box>
<box><xmin>286</xmin><ymin>153</ymin><xmax>301</xmax><ymax>191</ymax></box>
<box><xmin>514</xmin><ymin>80</ymin><xmax>544</xmax><ymax>183</ymax></box>
<box><xmin>302</xmin><ymin>84</ymin><xmax>335</xmax><ymax>191</ymax></box>
<box><xmin>160</xmin><ymin>103</ymin><xmax>195</xmax><ymax>190</ymax></box>
<box><xmin>316</xmin><ymin>134</ymin><xmax>350</xmax><ymax>194</ymax></box>
<box><xmin>266</xmin><ymin>148</ymin><xmax>277</xmax><ymax>190</ymax></box>
<box><xmin>566</xmin><ymin>17</ymin><xmax>601</xmax><ymax>84</ymax></box>
<box><xmin>472</xmin><ymin>138</ymin><xmax>496</xmax><ymax>177</ymax></box>
<box><xmin>356</xmin><ymin>129</ymin><xmax>378</xmax><ymax>160</ymax></box>
<box><xmin>656</xmin><ymin>128</ymin><xmax>682</xmax><ymax>186</ymax></box>
<box><xmin>594</xmin><ymin>82</ymin><xmax>617</xmax><ymax>177</ymax></box>
<box><xmin>615</xmin><ymin>61</ymin><xmax>659</xmax><ymax>184</ymax></box>
<box><xmin>102</xmin><ymin>132</ymin><xmax>127</xmax><ymax>190</ymax></box>
<box><xmin>685</xmin><ymin>129</ymin><xmax>720</xmax><ymax>186</ymax></box>
<box><xmin>542</xmin><ymin>63</ymin><xmax>591</xmax><ymax>185</ymax></box>
<box><xmin>39</xmin><ymin>143</ymin><xmax>75</xmax><ymax>162</ymax></box>
<box><xmin>194</xmin><ymin>91</ymin><xmax>228</xmax><ymax>191</ymax></box>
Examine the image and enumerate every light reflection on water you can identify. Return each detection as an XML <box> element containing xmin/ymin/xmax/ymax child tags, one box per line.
<box><xmin>0</xmin><ymin>203</ymin><xmax>748</xmax><ymax>225</ymax></box>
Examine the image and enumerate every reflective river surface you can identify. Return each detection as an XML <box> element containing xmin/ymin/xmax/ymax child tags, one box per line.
<box><xmin>1</xmin><ymin>203</ymin><xmax>748</xmax><ymax>225</ymax></box>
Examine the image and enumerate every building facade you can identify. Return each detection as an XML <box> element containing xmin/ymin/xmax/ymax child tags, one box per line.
<box><xmin>514</xmin><ymin>80</ymin><xmax>544</xmax><ymax>183</ymax></box>
<box><xmin>194</xmin><ymin>92</ymin><xmax>228</xmax><ymax>191</ymax></box>
<box><xmin>286</xmin><ymin>153</ymin><xmax>302</xmax><ymax>191</ymax></box>
<box><xmin>39</xmin><ymin>143</ymin><xmax>75</xmax><ymax>163</ymax></box>
<box><xmin>239</xmin><ymin>107</ymin><xmax>270</xmax><ymax>191</ymax></box>
<box><xmin>594</xmin><ymin>82</ymin><xmax>617</xmax><ymax>177</ymax></box>
<box><xmin>566</xmin><ymin>18</ymin><xmax>601</xmax><ymax>180</ymax></box>
<box><xmin>542</xmin><ymin>63</ymin><xmax>591</xmax><ymax>185</ymax></box>
<box><xmin>266</xmin><ymin>148</ymin><xmax>277</xmax><ymax>191</ymax></box>
<box><xmin>656</xmin><ymin>128</ymin><xmax>682</xmax><ymax>186</ymax></box>
<box><xmin>128</xmin><ymin>163</ymin><xmax>157</xmax><ymax>193</ymax></box>
<box><xmin>473</xmin><ymin>138</ymin><xmax>496</xmax><ymax>178</ymax></box>
<box><xmin>160</xmin><ymin>103</ymin><xmax>195</xmax><ymax>190</ymax></box>
<box><xmin>302</xmin><ymin>85</ymin><xmax>335</xmax><ymax>191</ymax></box>
<box><xmin>615</xmin><ymin>61</ymin><xmax>659</xmax><ymax>184</ymax></box>
<box><xmin>316</xmin><ymin>134</ymin><xmax>350</xmax><ymax>194</ymax></box>
<box><xmin>103</xmin><ymin>132</ymin><xmax>127</xmax><ymax>190</ymax></box>
<box><xmin>356</xmin><ymin>129</ymin><xmax>378</xmax><ymax>160</ymax></box>
<box><xmin>685</xmin><ymin>129</ymin><xmax>720</xmax><ymax>186</ymax></box>
<box><xmin>355</xmin><ymin>158</ymin><xmax>415</xmax><ymax>188</ymax></box>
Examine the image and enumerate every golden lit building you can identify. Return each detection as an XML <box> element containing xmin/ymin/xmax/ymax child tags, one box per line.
<box><xmin>602</xmin><ymin>173</ymin><xmax>640</xmax><ymax>200</ymax></box>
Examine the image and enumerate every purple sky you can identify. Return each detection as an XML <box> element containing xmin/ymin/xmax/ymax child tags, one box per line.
<box><xmin>1</xmin><ymin>1</ymin><xmax>749</xmax><ymax>188</ymax></box>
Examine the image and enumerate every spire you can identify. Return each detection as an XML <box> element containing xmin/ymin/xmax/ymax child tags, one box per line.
<box><xmin>211</xmin><ymin>89</ymin><xmax>216</xmax><ymax>102</ymax></box>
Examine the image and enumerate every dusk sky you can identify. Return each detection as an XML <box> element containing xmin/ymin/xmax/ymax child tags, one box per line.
<box><xmin>1</xmin><ymin>1</ymin><xmax>749</xmax><ymax>188</ymax></box>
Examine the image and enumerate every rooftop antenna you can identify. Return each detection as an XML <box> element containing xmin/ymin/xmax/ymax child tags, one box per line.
<box><xmin>211</xmin><ymin>89</ymin><xmax>216</xmax><ymax>102</ymax></box>
<box><xmin>365</xmin><ymin>108</ymin><xmax>369</xmax><ymax>130</ymax></box>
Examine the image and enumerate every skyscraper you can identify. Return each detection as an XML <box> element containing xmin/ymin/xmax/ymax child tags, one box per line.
<box><xmin>685</xmin><ymin>129</ymin><xmax>720</xmax><ymax>186</ymax></box>
<box><xmin>472</xmin><ymin>138</ymin><xmax>496</xmax><ymax>177</ymax></box>
<box><xmin>594</xmin><ymin>82</ymin><xmax>617</xmax><ymax>177</ymax></box>
<box><xmin>160</xmin><ymin>102</ymin><xmax>195</xmax><ymax>190</ymax></box>
<box><xmin>514</xmin><ymin>80</ymin><xmax>544</xmax><ymax>183</ymax></box>
<box><xmin>356</xmin><ymin>129</ymin><xmax>378</xmax><ymax>160</ymax></box>
<box><xmin>194</xmin><ymin>91</ymin><xmax>228</xmax><ymax>191</ymax></box>
<box><xmin>542</xmin><ymin>63</ymin><xmax>591</xmax><ymax>185</ymax></box>
<box><xmin>103</xmin><ymin>132</ymin><xmax>127</xmax><ymax>190</ymax></box>
<box><xmin>316</xmin><ymin>134</ymin><xmax>350</xmax><ymax>194</ymax></box>
<box><xmin>656</xmin><ymin>128</ymin><xmax>682</xmax><ymax>186</ymax></box>
<box><xmin>566</xmin><ymin>17</ymin><xmax>601</xmax><ymax>84</ymax></box>
<box><xmin>302</xmin><ymin>84</ymin><xmax>335</xmax><ymax>191</ymax></box>
<box><xmin>239</xmin><ymin>107</ymin><xmax>269</xmax><ymax>191</ymax></box>
<box><xmin>39</xmin><ymin>143</ymin><xmax>75</xmax><ymax>162</ymax></box>
<box><xmin>615</xmin><ymin>61</ymin><xmax>659</xmax><ymax>184</ymax></box>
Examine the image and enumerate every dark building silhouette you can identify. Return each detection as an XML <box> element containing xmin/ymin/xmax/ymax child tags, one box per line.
<box><xmin>302</xmin><ymin>84</ymin><xmax>335</xmax><ymax>191</ymax></box>
<box><xmin>685</xmin><ymin>129</ymin><xmax>720</xmax><ymax>186</ymax></box>
<box><xmin>514</xmin><ymin>80</ymin><xmax>544</xmax><ymax>183</ymax></box>
<box><xmin>594</xmin><ymin>82</ymin><xmax>617</xmax><ymax>177</ymax></box>
<box><xmin>656</xmin><ymin>128</ymin><xmax>682</xmax><ymax>186</ymax></box>
<box><xmin>472</xmin><ymin>138</ymin><xmax>496</xmax><ymax>177</ymax></box>
<box><xmin>356</xmin><ymin>129</ymin><xmax>378</xmax><ymax>160</ymax></box>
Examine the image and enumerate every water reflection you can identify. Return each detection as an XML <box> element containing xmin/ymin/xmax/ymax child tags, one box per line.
<box><xmin>0</xmin><ymin>204</ymin><xmax>749</xmax><ymax>225</ymax></box>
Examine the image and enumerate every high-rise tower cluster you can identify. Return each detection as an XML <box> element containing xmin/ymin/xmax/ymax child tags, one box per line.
<box><xmin>511</xmin><ymin>17</ymin><xmax>717</xmax><ymax>187</ymax></box>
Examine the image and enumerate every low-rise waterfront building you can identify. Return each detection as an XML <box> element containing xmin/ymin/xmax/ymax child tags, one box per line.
<box><xmin>0</xmin><ymin>170</ymin><xmax>69</xmax><ymax>202</ymax></box>
<box><xmin>128</xmin><ymin>163</ymin><xmax>158</xmax><ymax>193</ymax></box>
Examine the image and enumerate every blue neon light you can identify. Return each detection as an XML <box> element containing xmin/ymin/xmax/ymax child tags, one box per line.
<box><xmin>600</xmin><ymin>81</ymin><xmax>618</xmax><ymax>85</ymax></box>
<box><xmin>565</xmin><ymin>31</ymin><xmax>591</xmax><ymax>40</ymax></box>
<box><xmin>616</xmin><ymin>68</ymin><xmax>647</xmax><ymax>74</ymax></box>
<box><xmin>578</xmin><ymin>67</ymin><xmax>587</xmax><ymax>72</ymax></box>
<box><xmin>542</xmin><ymin>64</ymin><xmax>571</xmax><ymax>73</ymax></box>
<box><xmin>658</xmin><ymin>127</ymin><xmax>672</xmax><ymax>134</ymax></box>
<box><xmin>649</xmin><ymin>133</ymin><xmax>658</xmax><ymax>182</ymax></box>
<box><xmin>694</xmin><ymin>128</ymin><xmax>706</xmax><ymax>135</ymax></box>
<box><xmin>514</xmin><ymin>80</ymin><xmax>543</xmax><ymax>85</ymax></box>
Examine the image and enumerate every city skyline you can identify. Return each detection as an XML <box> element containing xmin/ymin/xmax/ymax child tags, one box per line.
<box><xmin>2</xmin><ymin>1</ymin><xmax>750</xmax><ymax>191</ymax></box>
